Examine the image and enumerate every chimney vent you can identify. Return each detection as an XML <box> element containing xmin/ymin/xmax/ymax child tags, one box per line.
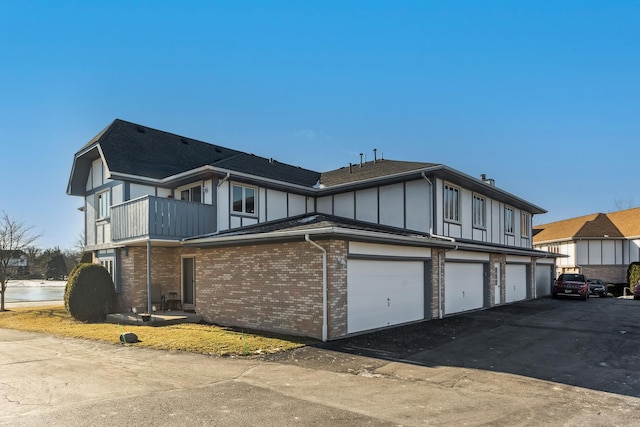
<box><xmin>359</xmin><ymin>153</ymin><xmax>364</xmax><ymax>167</ymax></box>
<box><xmin>373</xmin><ymin>148</ymin><xmax>377</xmax><ymax>163</ymax></box>
<box><xmin>481</xmin><ymin>174</ymin><xmax>495</xmax><ymax>186</ymax></box>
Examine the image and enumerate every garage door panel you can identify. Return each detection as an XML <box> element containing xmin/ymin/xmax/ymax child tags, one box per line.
<box><xmin>348</xmin><ymin>260</ymin><xmax>424</xmax><ymax>334</ymax></box>
<box><xmin>506</xmin><ymin>264</ymin><xmax>527</xmax><ymax>302</ymax></box>
<box><xmin>445</xmin><ymin>262</ymin><xmax>484</xmax><ymax>314</ymax></box>
<box><xmin>536</xmin><ymin>265</ymin><xmax>552</xmax><ymax>297</ymax></box>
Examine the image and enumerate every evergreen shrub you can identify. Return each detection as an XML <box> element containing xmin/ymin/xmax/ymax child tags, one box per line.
<box><xmin>627</xmin><ymin>262</ymin><xmax>640</xmax><ymax>294</ymax></box>
<box><xmin>65</xmin><ymin>263</ymin><xmax>116</xmax><ymax>322</ymax></box>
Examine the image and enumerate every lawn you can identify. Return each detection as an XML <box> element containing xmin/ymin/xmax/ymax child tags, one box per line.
<box><xmin>0</xmin><ymin>306</ymin><xmax>310</xmax><ymax>356</ymax></box>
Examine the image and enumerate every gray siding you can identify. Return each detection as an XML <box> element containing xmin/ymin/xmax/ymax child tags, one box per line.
<box><xmin>111</xmin><ymin>196</ymin><xmax>216</xmax><ymax>241</ymax></box>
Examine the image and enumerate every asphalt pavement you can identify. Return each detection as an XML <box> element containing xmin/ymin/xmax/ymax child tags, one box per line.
<box><xmin>2</xmin><ymin>296</ymin><xmax>640</xmax><ymax>426</ymax></box>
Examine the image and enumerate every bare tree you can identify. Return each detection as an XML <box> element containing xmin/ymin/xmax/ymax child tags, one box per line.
<box><xmin>0</xmin><ymin>212</ymin><xmax>40</xmax><ymax>311</ymax></box>
<box><xmin>613</xmin><ymin>198</ymin><xmax>638</xmax><ymax>211</ymax></box>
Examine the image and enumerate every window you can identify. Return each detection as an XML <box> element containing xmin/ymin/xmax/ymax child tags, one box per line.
<box><xmin>180</xmin><ymin>185</ymin><xmax>202</xmax><ymax>203</ymax></box>
<box><xmin>99</xmin><ymin>259</ymin><xmax>114</xmax><ymax>278</ymax></box>
<box><xmin>444</xmin><ymin>184</ymin><xmax>460</xmax><ymax>222</ymax></box>
<box><xmin>97</xmin><ymin>190</ymin><xmax>110</xmax><ymax>219</ymax></box>
<box><xmin>505</xmin><ymin>207</ymin><xmax>514</xmax><ymax>234</ymax></box>
<box><xmin>473</xmin><ymin>194</ymin><xmax>486</xmax><ymax>228</ymax></box>
<box><xmin>521</xmin><ymin>212</ymin><xmax>530</xmax><ymax>237</ymax></box>
<box><xmin>232</xmin><ymin>184</ymin><xmax>256</xmax><ymax>215</ymax></box>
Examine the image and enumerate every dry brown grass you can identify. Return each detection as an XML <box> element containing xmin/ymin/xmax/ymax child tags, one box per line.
<box><xmin>0</xmin><ymin>306</ymin><xmax>311</xmax><ymax>356</ymax></box>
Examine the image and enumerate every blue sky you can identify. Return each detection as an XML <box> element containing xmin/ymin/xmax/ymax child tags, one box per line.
<box><xmin>0</xmin><ymin>1</ymin><xmax>638</xmax><ymax>250</ymax></box>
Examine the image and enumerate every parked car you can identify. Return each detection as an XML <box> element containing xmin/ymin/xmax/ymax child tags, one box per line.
<box><xmin>553</xmin><ymin>273</ymin><xmax>589</xmax><ymax>300</ymax></box>
<box><xmin>587</xmin><ymin>279</ymin><xmax>608</xmax><ymax>298</ymax></box>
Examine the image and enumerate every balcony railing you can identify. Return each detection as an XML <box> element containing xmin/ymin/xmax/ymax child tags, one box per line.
<box><xmin>111</xmin><ymin>196</ymin><xmax>216</xmax><ymax>242</ymax></box>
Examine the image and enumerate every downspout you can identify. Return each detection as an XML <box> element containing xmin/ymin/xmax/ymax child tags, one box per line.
<box><xmin>305</xmin><ymin>234</ymin><xmax>328</xmax><ymax>342</ymax></box>
<box><xmin>217</xmin><ymin>172</ymin><xmax>230</xmax><ymax>187</ymax></box>
<box><xmin>147</xmin><ymin>240</ymin><xmax>152</xmax><ymax>315</ymax></box>
<box><xmin>421</xmin><ymin>172</ymin><xmax>456</xmax><ymax>243</ymax></box>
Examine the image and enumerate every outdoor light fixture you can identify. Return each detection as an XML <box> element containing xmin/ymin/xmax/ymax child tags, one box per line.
<box><xmin>337</xmin><ymin>256</ymin><xmax>347</xmax><ymax>269</ymax></box>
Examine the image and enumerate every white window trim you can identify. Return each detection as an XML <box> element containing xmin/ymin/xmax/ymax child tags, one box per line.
<box><xmin>178</xmin><ymin>183</ymin><xmax>203</xmax><ymax>203</ymax></box>
<box><xmin>472</xmin><ymin>193</ymin><xmax>486</xmax><ymax>229</ymax></box>
<box><xmin>444</xmin><ymin>183</ymin><xmax>460</xmax><ymax>223</ymax></box>
<box><xmin>231</xmin><ymin>183</ymin><xmax>258</xmax><ymax>216</ymax></box>
<box><xmin>505</xmin><ymin>206</ymin><xmax>515</xmax><ymax>235</ymax></box>
<box><xmin>521</xmin><ymin>212</ymin><xmax>531</xmax><ymax>238</ymax></box>
<box><xmin>97</xmin><ymin>189</ymin><xmax>111</xmax><ymax>220</ymax></box>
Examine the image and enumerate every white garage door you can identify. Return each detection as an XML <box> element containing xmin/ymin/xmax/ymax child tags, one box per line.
<box><xmin>445</xmin><ymin>262</ymin><xmax>485</xmax><ymax>314</ymax></box>
<box><xmin>347</xmin><ymin>260</ymin><xmax>424</xmax><ymax>334</ymax></box>
<box><xmin>536</xmin><ymin>264</ymin><xmax>553</xmax><ymax>297</ymax></box>
<box><xmin>506</xmin><ymin>264</ymin><xmax>528</xmax><ymax>302</ymax></box>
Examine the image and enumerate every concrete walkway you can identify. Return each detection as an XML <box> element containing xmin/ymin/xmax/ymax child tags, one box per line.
<box><xmin>3</xmin><ymin>297</ymin><xmax>640</xmax><ymax>425</ymax></box>
<box><xmin>1</xmin><ymin>325</ymin><xmax>640</xmax><ymax>426</ymax></box>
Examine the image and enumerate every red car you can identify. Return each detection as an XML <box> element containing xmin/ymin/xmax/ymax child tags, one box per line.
<box><xmin>634</xmin><ymin>282</ymin><xmax>640</xmax><ymax>300</ymax></box>
<box><xmin>553</xmin><ymin>273</ymin><xmax>589</xmax><ymax>301</ymax></box>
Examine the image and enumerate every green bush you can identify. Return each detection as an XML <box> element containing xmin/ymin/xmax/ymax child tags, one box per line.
<box><xmin>627</xmin><ymin>262</ymin><xmax>640</xmax><ymax>294</ymax></box>
<box><xmin>65</xmin><ymin>263</ymin><xmax>116</xmax><ymax>323</ymax></box>
<box><xmin>64</xmin><ymin>263</ymin><xmax>88</xmax><ymax>311</ymax></box>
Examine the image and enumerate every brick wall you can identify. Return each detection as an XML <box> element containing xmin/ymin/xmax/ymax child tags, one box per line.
<box><xmin>581</xmin><ymin>265</ymin><xmax>628</xmax><ymax>284</ymax></box>
<box><xmin>117</xmin><ymin>246</ymin><xmax>180</xmax><ymax>312</ymax></box>
<box><xmin>173</xmin><ymin>238</ymin><xmax>348</xmax><ymax>340</ymax></box>
<box><xmin>430</xmin><ymin>248</ymin><xmax>445</xmax><ymax>319</ymax></box>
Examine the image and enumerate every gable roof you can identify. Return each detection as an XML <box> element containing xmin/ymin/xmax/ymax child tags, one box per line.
<box><xmin>533</xmin><ymin>211</ymin><xmax>632</xmax><ymax>243</ymax></box>
<box><xmin>69</xmin><ymin>119</ymin><xmax>320</xmax><ymax>193</ymax></box>
<box><xmin>68</xmin><ymin>119</ymin><xmax>546</xmax><ymax>214</ymax></box>
<box><xmin>605</xmin><ymin>207</ymin><xmax>640</xmax><ymax>238</ymax></box>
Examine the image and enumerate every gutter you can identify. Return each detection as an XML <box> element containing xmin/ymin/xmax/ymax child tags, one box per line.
<box><xmin>305</xmin><ymin>235</ymin><xmax>328</xmax><ymax>342</ymax></box>
<box><xmin>217</xmin><ymin>172</ymin><xmax>230</xmax><ymax>187</ymax></box>
<box><xmin>182</xmin><ymin>225</ymin><xmax>458</xmax><ymax>248</ymax></box>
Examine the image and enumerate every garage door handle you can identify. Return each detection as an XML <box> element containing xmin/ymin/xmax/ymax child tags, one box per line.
<box><xmin>387</xmin><ymin>298</ymin><xmax>391</xmax><ymax>306</ymax></box>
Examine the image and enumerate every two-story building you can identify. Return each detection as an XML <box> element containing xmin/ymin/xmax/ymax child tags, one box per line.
<box><xmin>67</xmin><ymin>119</ymin><xmax>553</xmax><ymax>340</ymax></box>
<box><xmin>533</xmin><ymin>208</ymin><xmax>640</xmax><ymax>283</ymax></box>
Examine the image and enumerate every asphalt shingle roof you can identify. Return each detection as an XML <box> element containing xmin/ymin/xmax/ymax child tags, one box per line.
<box><xmin>189</xmin><ymin>213</ymin><xmax>430</xmax><ymax>239</ymax></box>
<box><xmin>83</xmin><ymin>119</ymin><xmax>321</xmax><ymax>187</ymax></box>
<box><xmin>320</xmin><ymin>160</ymin><xmax>439</xmax><ymax>187</ymax></box>
<box><xmin>532</xmin><ymin>209</ymin><xmax>640</xmax><ymax>243</ymax></box>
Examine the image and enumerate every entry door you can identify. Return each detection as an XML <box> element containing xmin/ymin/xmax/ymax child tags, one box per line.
<box><xmin>182</xmin><ymin>257</ymin><xmax>195</xmax><ymax>306</ymax></box>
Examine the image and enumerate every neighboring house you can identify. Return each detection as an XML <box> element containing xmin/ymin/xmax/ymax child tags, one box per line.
<box><xmin>0</xmin><ymin>250</ymin><xmax>29</xmax><ymax>276</ymax></box>
<box><xmin>67</xmin><ymin>119</ymin><xmax>554</xmax><ymax>340</ymax></box>
<box><xmin>533</xmin><ymin>207</ymin><xmax>640</xmax><ymax>283</ymax></box>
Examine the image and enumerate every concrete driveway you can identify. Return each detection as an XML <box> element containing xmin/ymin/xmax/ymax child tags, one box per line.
<box><xmin>2</xmin><ymin>297</ymin><xmax>640</xmax><ymax>426</ymax></box>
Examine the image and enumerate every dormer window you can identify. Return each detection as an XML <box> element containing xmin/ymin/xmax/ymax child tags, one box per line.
<box><xmin>232</xmin><ymin>184</ymin><xmax>256</xmax><ymax>215</ymax></box>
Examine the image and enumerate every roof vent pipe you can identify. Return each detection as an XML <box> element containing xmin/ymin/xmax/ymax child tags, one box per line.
<box><xmin>373</xmin><ymin>148</ymin><xmax>377</xmax><ymax>163</ymax></box>
<box><xmin>359</xmin><ymin>153</ymin><xmax>363</xmax><ymax>167</ymax></box>
<box><xmin>349</xmin><ymin>163</ymin><xmax>352</xmax><ymax>173</ymax></box>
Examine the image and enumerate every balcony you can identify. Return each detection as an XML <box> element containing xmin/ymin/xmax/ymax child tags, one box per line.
<box><xmin>111</xmin><ymin>196</ymin><xmax>216</xmax><ymax>242</ymax></box>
